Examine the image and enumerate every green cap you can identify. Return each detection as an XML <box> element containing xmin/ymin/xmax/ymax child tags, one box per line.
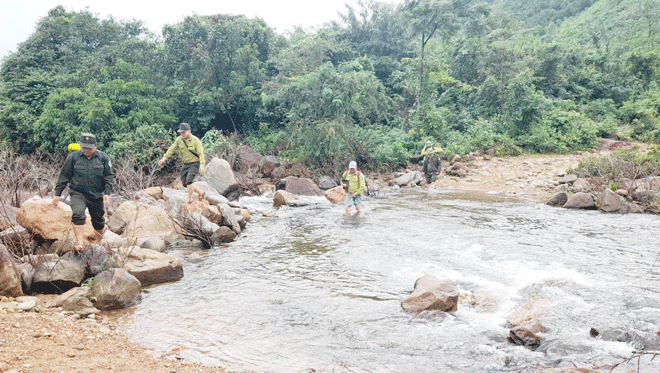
<box><xmin>80</xmin><ymin>133</ymin><xmax>97</xmax><ymax>148</ymax></box>
<box><xmin>178</xmin><ymin>122</ymin><xmax>191</xmax><ymax>133</ymax></box>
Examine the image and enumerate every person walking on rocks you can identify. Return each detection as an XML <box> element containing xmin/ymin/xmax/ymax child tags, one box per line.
<box><xmin>341</xmin><ymin>161</ymin><xmax>365</xmax><ymax>214</ymax></box>
<box><xmin>53</xmin><ymin>133</ymin><xmax>114</xmax><ymax>251</ymax></box>
<box><xmin>422</xmin><ymin>147</ymin><xmax>441</xmax><ymax>184</ymax></box>
<box><xmin>158</xmin><ymin>122</ymin><xmax>207</xmax><ymax>203</ymax></box>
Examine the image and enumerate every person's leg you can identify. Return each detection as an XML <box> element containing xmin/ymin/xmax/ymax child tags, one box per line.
<box><xmin>354</xmin><ymin>195</ymin><xmax>362</xmax><ymax>213</ymax></box>
<box><xmin>87</xmin><ymin>196</ymin><xmax>106</xmax><ymax>244</ymax></box>
<box><xmin>69</xmin><ymin>192</ymin><xmax>87</xmax><ymax>250</ymax></box>
<box><xmin>344</xmin><ymin>195</ymin><xmax>353</xmax><ymax>214</ymax></box>
<box><xmin>182</xmin><ymin>163</ymin><xmax>200</xmax><ymax>202</ymax></box>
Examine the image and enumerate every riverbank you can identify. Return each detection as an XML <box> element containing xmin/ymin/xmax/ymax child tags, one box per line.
<box><xmin>0</xmin><ymin>294</ymin><xmax>236</xmax><ymax>373</ymax></box>
<box><xmin>0</xmin><ymin>144</ymin><xmax>640</xmax><ymax>372</ymax></box>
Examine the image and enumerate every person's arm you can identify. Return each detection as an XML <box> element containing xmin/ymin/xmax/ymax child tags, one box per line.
<box><xmin>158</xmin><ymin>137</ymin><xmax>180</xmax><ymax>166</ymax></box>
<box><xmin>53</xmin><ymin>154</ymin><xmax>74</xmax><ymax>206</ymax></box>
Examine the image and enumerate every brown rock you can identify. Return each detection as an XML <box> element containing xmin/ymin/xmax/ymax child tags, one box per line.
<box><xmin>17</xmin><ymin>197</ymin><xmax>96</xmax><ymax>241</ymax></box>
<box><xmin>0</xmin><ymin>244</ymin><xmax>23</xmax><ymax>297</ymax></box>
<box><xmin>122</xmin><ymin>204</ymin><xmax>180</xmax><ymax>243</ymax></box>
<box><xmin>401</xmin><ymin>275</ymin><xmax>458</xmax><ymax>313</ymax></box>
<box><xmin>212</xmin><ymin>226</ymin><xmax>237</xmax><ymax>243</ymax></box>
<box><xmin>201</xmin><ymin>204</ymin><xmax>223</xmax><ymax>225</ymax></box>
<box><xmin>563</xmin><ymin>192</ymin><xmax>595</xmax><ymax>209</ymax></box>
<box><xmin>236</xmin><ymin>145</ymin><xmax>264</xmax><ymax>172</ymax></box>
<box><xmin>325</xmin><ymin>186</ymin><xmax>346</xmax><ymax>204</ymax></box>
<box><xmin>259</xmin><ymin>155</ymin><xmax>281</xmax><ymax>176</ymax></box>
<box><xmin>598</xmin><ymin>188</ymin><xmax>642</xmax><ymax>213</ymax></box>
<box><xmin>107</xmin><ymin>201</ymin><xmax>138</xmax><ymax>235</ymax></box>
<box><xmin>274</xmin><ymin>190</ymin><xmax>298</xmax><ymax>207</ymax></box>
<box><xmin>282</xmin><ymin>176</ymin><xmax>322</xmax><ymax>196</ymax></box>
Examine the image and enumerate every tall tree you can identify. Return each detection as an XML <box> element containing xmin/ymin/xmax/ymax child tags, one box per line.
<box><xmin>404</xmin><ymin>0</ymin><xmax>473</xmax><ymax>108</ymax></box>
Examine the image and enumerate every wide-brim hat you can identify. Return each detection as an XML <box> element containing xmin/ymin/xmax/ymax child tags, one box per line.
<box><xmin>80</xmin><ymin>133</ymin><xmax>97</xmax><ymax>149</ymax></box>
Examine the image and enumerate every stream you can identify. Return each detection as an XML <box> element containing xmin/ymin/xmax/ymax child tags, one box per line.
<box><xmin>126</xmin><ymin>189</ymin><xmax>660</xmax><ymax>373</ymax></box>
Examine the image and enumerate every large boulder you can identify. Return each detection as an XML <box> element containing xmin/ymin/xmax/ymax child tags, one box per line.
<box><xmin>200</xmin><ymin>157</ymin><xmax>240</xmax><ymax>200</ymax></box>
<box><xmin>32</xmin><ymin>258</ymin><xmax>86</xmax><ymax>293</ymax></box>
<box><xmin>236</xmin><ymin>145</ymin><xmax>264</xmax><ymax>172</ymax></box>
<box><xmin>563</xmin><ymin>192</ymin><xmax>596</xmax><ymax>209</ymax></box>
<box><xmin>325</xmin><ymin>186</ymin><xmax>346</xmax><ymax>204</ymax></box>
<box><xmin>393</xmin><ymin>172</ymin><xmax>418</xmax><ymax>187</ymax></box>
<box><xmin>117</xmin><ymin>247</ymin><xmax>184</xmax><ymax>286</ymax></box>
<box><xmin>401</xmin><ymin>275</ymin><xmax>459</xmax><ymax>313</ymax></box>
<box><xmin>281</xmin><ymin>176</ymin><xmax>322</xmax><ymax>196</ymax></box>
<box><xmin>318</xmin><ymin>176</ymin><xmax>338</xmax><ymax>190</ymax></box>
<box><xmin>92</xmin><ymin>268</ymin><xmax>142</xmax><ymax>310</ymax></box>
<box><xmin>122</xmin><ymin>203</ymin><xmax>180</xmax><ymax>245</ymax></box>
<box><xmin>17</xmin><ymin>197</ymin><xmax>96</xmax><ymax>241</ymax></box>
<box><xmin>259</xmin><ymin>155</ymin><xmax>281</xmax><ymax>176</ymax></box>
<box><xmin>571</xmin><ymin>178</ymin><xmax>591</xmax><ymax>193</ymax></box>
<box><xmin>0</xmin><ymin>244</ymin><xmax>23</xmax><ymax>297</ymax></box>
<box><xmin>0</xmin><ymin>202</ymin><xmax>18</xmax><ymax>231</ymax></box>
<box><xmin>597</xmin><ymin>188</ymin><xmax>642</xmax><ymax>214</ymax></box>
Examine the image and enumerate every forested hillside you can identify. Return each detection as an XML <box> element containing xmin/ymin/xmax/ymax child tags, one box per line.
<box><xmin>1</xmin><ymin>0</ymin><xmax>659</xmax><ymax>174</ymax></box>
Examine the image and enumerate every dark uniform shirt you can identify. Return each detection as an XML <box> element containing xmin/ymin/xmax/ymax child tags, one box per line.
<box><xmin>54</xmin><ymin>150</ymin><xmax>114</xmax><ymax>199</ymax></box>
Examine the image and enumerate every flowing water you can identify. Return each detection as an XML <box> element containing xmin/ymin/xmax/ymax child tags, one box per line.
<box><xmin>126</xmin><ymin>189</ymin><xmax>660</xmax><ymax>373</ymax></box>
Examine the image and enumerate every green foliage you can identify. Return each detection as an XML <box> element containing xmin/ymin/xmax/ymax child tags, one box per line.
<box><xmin>2</xmin><ymin>0</ymin><xmax>660</xmax><ymax>174</ymax></box>
<box><xmin>574</xmin><ymin>147</ymin><xmax>660</xmax><ymax>180</ymax></box>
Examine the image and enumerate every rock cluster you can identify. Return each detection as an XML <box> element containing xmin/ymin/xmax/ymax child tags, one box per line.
<box><xmin>0</xmin><ymin>156</ymin><xmax>253</xmax><ymax>314</ymax></box>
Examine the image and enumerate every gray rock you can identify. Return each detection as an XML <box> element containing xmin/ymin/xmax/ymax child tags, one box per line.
<box><xmin>92</xmin><ymin>268</ymin><xmax>141</xmax><ymax>310</ymax></box>
<box><xmin>200</xmin><ymin>157</ymin><xmax>240</xmax><ymax>200</ymax></box>
<box><xmin>218</xmin><ymin>203</ymin><xmax>241</xmax><ymax>234</ymax></box>
<box><xmin>546</xmin><ymin>192</ymin><xmax>568</xmax><ymax>207</ymax></box>
<box><xmin>118</xmin><ymin>247</ymin><xmax>184</xmax><ymax>287</ymax></box>
<box><xmin>33</xmin><ymin>258</ymin><xmax>85</xmax><ymax>291</ymax></box>
<box><xmin>318</xmin><ymin>176</ymin><xmax>338</xmax><ymax>190</ymax></box>
<box><xmin>597</xmin><ymin>188</ymin><xmax>642</xmax><ymax>214</ymax></box>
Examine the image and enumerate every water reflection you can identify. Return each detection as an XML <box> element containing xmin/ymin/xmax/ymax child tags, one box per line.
<box><xmin>127</xmin><ymin>189</ymin><xmax>660</xmax><ymax>373</ymax></box>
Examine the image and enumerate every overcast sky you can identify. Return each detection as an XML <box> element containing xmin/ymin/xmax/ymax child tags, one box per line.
<box><xmin>1</xmin><ymin>0</ymin><xmax>404</xmax><ymax>61</ymax></box>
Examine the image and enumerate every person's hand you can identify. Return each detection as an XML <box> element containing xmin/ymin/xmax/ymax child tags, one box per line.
<box><xmin>352</xmin><ymin>193</ymin><xmax>358</xmax><ymax>198</ymax></box>
<box><xmin>52</xmin><ymin>196</ymin><xmax>60</xmax><ymax>207</ymax></box>
<box><xmin>157</xmin><ymin>158</ymin><xmax>165</xmax><ymax>167</ymax></box>
<box><xmin>103</xmin><ymin>194</ymin><xmax>110</xmax><ymax>208</ymax></box>
<box><xmin>199</xmin><ymin>165</ymin><xmax>205</xmax><ymax>175</ymax></box>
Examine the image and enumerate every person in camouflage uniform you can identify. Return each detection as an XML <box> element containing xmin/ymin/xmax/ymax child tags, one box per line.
<box><xmin>53</xmin><ymin>133</ymin><xmax>114</xmax><ymax>251</ymax></box>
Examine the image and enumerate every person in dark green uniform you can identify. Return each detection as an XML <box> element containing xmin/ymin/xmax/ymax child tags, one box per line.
<box><xmin>53</xmin><ymin>133</ymin><xmax>114</xmax><ymax>251</ymax></box>
<box><xmin>158</xmin><ymin>122</ymin><xmax>207</xmax><ymax>203</ymax></box>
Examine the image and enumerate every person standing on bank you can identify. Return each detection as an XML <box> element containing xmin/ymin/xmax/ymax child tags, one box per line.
<box><xmin>53</xmin><ymin>133</ymin><xmax>114</xmax><ymax>251</ymax></box>
<box><xmin>158</xmin><ymin>122</ymin><xmax>207</xmax><ymax>203</ymax></box>
<box><xmin>341</xmin><ymin>161</ymin><xmax>365</xmax><ymax>215</ymax></box>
